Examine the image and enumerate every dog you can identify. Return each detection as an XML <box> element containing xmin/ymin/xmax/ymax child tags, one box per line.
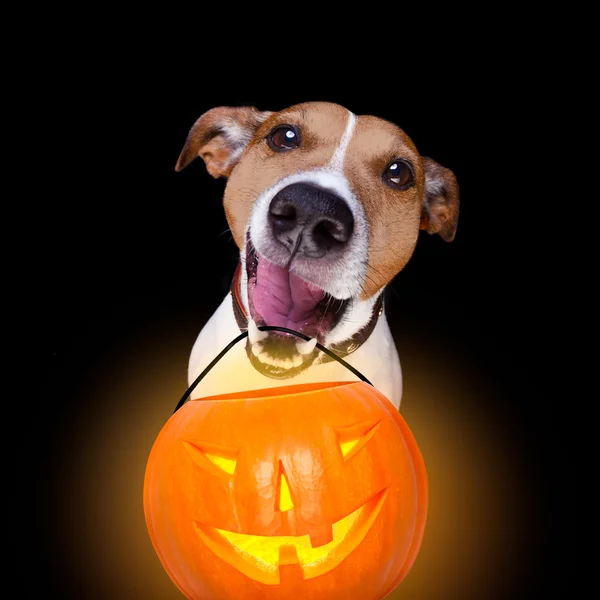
<box><xmin>175</xmin><ymin>102</ymin><xmax>459</xmax><ymax>409</ymax></box>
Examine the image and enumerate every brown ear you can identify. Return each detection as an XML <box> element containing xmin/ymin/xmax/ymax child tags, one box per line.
<box><xmin>420</xmin><ymin>157</ymin><xmax>460</xmax><ymax>242</ymax></box>
<box><xmin>175</xmin><ymin>106</ymin><xmax>273</xmax><ymax>178</ymax></box>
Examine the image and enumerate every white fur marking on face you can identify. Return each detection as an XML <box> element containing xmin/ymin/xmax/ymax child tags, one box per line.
<box><xmin>328</xmin><ymin>111</ymin><xmax>356</xmax><ymax>174</ymax></box>
<box><xmin>248</xmin><ymin>169</ymin><xmax>368</xmax><ymax>300</ymax></box>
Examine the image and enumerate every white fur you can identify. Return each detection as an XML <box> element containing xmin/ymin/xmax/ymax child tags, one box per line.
<box><xmin>222</xmin><ymin>119</ymin><xmax>254</xmax><ymax>147</ymax></box>
<box><xmin>188</xmin><ymin>294</ymin><xmax>403</xmax><ymax>408</ymax></box>
<box><xmin>323</xmin><ymin>290</ymin><xmax>383</xmax><ymax>348</ymax></box>
<box><xmin>424</xmin><ymin>177</ymin><xmax>444</xmax><ymax>197</ymax></box>
<box><xmin>328</xmin><ymin>111</ymin><xmax>356</xmax><ymax>172</ymax></box>
<box><xmin>221</xmin><ymin>119</ymin><xmax>256</xmax><ymax>170</ymax></box>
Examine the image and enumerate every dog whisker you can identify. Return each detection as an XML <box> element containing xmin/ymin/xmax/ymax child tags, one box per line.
<box><xmin>236</xmin><ymin>186</ymin><xmax>264</xmax><ymax>197</ymax></box>
<box><xmin>365</xmin><ymin>265</ymin><xmax>385</xmax><ymax>286</ymax></box>
<box><xmin>285</xmin><ymin>233</ymin><xmax>303</xmax><ymax>269</ymax></box>
<box><xmin>317</xmin><ymin>294</ymin><xmax>335</xmax><ymax>333</ymax></box>
<box><xmin>354</xmin><ymin>269</ymin><xmax>380</xmax><ymax>298</ymax></box>
<box><xmin>366</xmin><ymin>264</ymin><xmax>404</xmax><ymax>301</ymax></box>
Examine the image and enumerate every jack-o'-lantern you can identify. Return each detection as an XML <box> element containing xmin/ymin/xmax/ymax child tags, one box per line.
<box><xmin>144</xmin><ymin>378</ymin><xmax>428</xmax><ymax>600</ymax></box>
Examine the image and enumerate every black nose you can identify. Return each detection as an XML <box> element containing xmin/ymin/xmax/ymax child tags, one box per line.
<box><xmin>268</xmin><ymin>183</ymin><xmax>354</xmax><ymax>258</ymax></box>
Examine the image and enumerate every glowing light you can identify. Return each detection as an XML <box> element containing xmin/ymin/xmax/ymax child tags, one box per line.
<box><xmin>340</xmin><ymin>438</ymin><xmax>360</xmax><ymax>457</ymax></box>
<box><xmin>336</xmin><ymin>420</ymin><xmax>382</xmax><ymax>460</ymax></box>
<box><xmin>183</xmin><ymin>441</ymin><xmax>238</xmax><ymax>476</ymax></box>
<box><xmin>279</xmin><ymin>473</ymin><xmax>294</xmax><ymax>512</ymax></box>
<box><xmin>205</xmin><ymin>453</ymin><xmax>237</xmax><ymax>475</ymax></box>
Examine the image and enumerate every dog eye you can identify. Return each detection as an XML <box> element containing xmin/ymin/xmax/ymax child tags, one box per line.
<box><xmin>382</xmin><ymin>160</ymin><xmax>414</xmax><ymax>190</ymax></box>
<box><xmin>267</xmin><ymin>125</ymin><xmax>301</xmax><ymax>152</ymax></box>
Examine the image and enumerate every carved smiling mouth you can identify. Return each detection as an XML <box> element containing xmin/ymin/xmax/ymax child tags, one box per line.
<box><xmin>194</xmin><ymin>488</ymin><xmax>387</xmax><ymax>585</ymax></box>
<box><xmin>245</xmin><ymin>235</ymin><xmax>350</xmax><ymax>379</ymax></box>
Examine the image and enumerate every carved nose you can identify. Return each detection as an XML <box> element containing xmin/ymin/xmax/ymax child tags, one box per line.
<box><xmin>268</xmin><ymin>183</ymin><xmax>354</xmax><ymax>258</ymax></box>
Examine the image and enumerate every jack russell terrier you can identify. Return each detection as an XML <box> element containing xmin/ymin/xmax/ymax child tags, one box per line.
<box><xmin>175</xmin><ymin>102</ymin><xmax>459</xmax><ymax>409</ymax></box>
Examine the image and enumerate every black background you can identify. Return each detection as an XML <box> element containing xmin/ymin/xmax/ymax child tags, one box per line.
<box><xmin>24</xmin><ymin>42</ymin><xmax>570</xmax><ymax>599</ymax></box>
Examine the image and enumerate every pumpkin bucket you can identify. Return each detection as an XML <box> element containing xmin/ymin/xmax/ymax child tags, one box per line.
<box><xmin>144</xmin><ymin>327</ymin><xmax>428</xmax><ymax>600</ymax></box>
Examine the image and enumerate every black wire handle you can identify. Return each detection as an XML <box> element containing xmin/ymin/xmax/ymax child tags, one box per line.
<box><xmin>173</xmin><ymin>325</ymin><xmax>373</xmax><ymax>413</ymax></box>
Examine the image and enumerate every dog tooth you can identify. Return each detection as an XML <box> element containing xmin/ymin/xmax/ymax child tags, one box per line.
<box><xmin>292</xmin><ymin>354</ymin><xmax>303</xmax><ymax>367</ymax></box>
<box><xmin>251</xmin><ymin>343</ymin><xmax>263</xmax><ymax>356</ymax></box>
<box><xmin>296</xmin><ymin>337</ymin><xmax>317</xmax><ymax>355</ymax></box>
<box><xmin>282</xmin><ymin>358</ymin><xmax>294</xmax><ymax>370</ymax></box>
<box><xmin>248</xmin><ymin>318</ymin><xmax>268</xmax><ymax>345</ymax></box>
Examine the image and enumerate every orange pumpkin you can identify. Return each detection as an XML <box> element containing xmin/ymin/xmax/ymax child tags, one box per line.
<box><xmin>144</xmin><ymin>381</ymin><xmax>428</xmax><ymax>600</ymax></box>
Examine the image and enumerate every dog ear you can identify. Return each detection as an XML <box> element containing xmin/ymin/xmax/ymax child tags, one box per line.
<box><xmin>419</xmin><ymin>157</ymin><xmax>460</xmax><ymax>242</ymax></box>
<box><xmin>175</xmin><ymin>106</ymin><xmax>273</xmax><ymax>177</ymax></box>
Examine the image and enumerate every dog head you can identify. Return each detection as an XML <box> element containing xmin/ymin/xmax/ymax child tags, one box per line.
<box><xmin>176</xmin><ymin>102</ymin><xmax>459</xmax><ymax>378</ymax></box>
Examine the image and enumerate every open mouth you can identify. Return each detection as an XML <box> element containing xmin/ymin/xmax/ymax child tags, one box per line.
<box><xmin>245</xmin><ymin>235</ymin><xmax>350</xmax><ymax>378</ymax></box>
<box><xmin>194</xmin><ymin>488</ymin><xmax>387</xmax><ymax>584</ymax></box>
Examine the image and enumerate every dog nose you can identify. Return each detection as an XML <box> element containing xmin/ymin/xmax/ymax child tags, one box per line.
<box><xmin>268</xmin><ymin>183</ymin><xmax>354</xmax><ymax>258</ymax></box>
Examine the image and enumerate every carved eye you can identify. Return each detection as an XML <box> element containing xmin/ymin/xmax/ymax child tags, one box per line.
<box><xmin>340</xmin><ymin>437</ymin><xmax>361</xmax><ymax>458</ymax></box>
<box><xmin>183</xmin><ymin>441</ymin><xmax>238</xmax><ymax>476</ymax></box>
<box><xmin>267</xmin><ymin>125</ymin><xmax>301</xmax><ymax>152</ymax></box>
<box><xmin>204</xmin><ymin>451</ymin><xmax>237</xmax><ymax>474</ymax></box>
<box><xmin>336</xmin><ymin>420</ymin><xmax>381</xmax><ymax>461</ymax></box>
<box><xmin>382</xmin><ymin>160</ymin><xmax>414</xmax><ymax>190</ymax></box>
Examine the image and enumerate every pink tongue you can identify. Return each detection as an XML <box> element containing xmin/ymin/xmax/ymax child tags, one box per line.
<box><xmin>253</xmin><ymin>259</ymin><xmax>325</xmax><ymax>330</ymax></box>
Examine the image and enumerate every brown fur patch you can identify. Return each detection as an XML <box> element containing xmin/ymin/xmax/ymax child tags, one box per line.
<box><xmin>175</xmin><ymin>106</ymin><xmax>271</xmax><ymax>175</ymax></box>
<box><xmin>420</xmin><ymin>157</ymin><xmax>460</xmax><ymax>241</ymax></box>
<box><xmin>344</xmin><ymin>115</ymin><xmax>425</xmax><ymax>298</ymax></box>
